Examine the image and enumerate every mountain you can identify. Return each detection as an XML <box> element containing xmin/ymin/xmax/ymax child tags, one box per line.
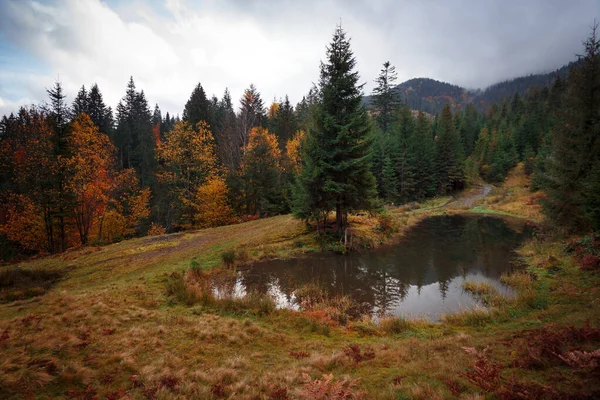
<box><xmin>365</xmin><ymin>61</ymin><xmax>576</xmax><ymax>115</ymax></box>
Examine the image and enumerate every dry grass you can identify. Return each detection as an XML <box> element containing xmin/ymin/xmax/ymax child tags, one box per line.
<box><xmin>475</xmin><ymin>162</ymin><xmax>545</xmax><ymax>222</ymax></box>
<box><xmin>0</xmin><ymin>167</ymin><xmax>599</xmax><ymax>398</ymax></box>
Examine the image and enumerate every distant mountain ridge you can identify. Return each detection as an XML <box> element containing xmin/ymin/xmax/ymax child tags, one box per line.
<box><xmin>365</xmin><ymin>61</ymin><xmax>576</xmax><ymax>115</ymax></box>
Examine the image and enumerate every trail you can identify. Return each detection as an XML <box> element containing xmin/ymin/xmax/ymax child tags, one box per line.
<box><xmin>444</xmin><ymin>184</ymin><xmax>493</xmax><ymax>209</ymax></box>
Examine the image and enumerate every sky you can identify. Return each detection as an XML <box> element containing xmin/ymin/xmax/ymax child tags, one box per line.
<box><xmin>0</xmin><ymin>0</ymin><xmax>598</xmax><ymax>117</ymax></box>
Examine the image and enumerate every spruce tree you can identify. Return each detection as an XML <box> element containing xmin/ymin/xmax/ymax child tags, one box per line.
<box><xmin>544</xmin><ymin>25</ymin><xmax>600</xmax><ymax>231</ymax></box>
<box><xmin>274</xmin><ymin>95</ymin><xmax>297</xmax><ymax>149</ymax></box>
<box><xmin>294</xmin><ymin>25</ymin><xmax>377</xmax><ymax>234</ymax></box>
<box><xmin>72</xmin><ymin>85</ymin><xmax>89</xmax><ymax>118</ymax></box>
<box><xmin>435</xmin><ymin>104</ymin><xmax>465</xmax><ymax>194</ymax></box>
<box><xmin>372</xmin><ymin>61</ymin><xmax>399</xmax><ymax>134</ymax></box>
<box><xmin>183</xmin><ymin>83</ymin><xmax>211</xmax><ymax>128</ymax></box>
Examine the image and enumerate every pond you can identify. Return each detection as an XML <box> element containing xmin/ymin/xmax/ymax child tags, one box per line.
<box><xmin>216</xmin><ymin>215</ymin><xmax>535</xmax><ymax>320</ymax></box>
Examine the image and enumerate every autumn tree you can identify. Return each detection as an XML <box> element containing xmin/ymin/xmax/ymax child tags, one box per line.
<box><xmin>99</xmin><ymin>168</ymin><xmax>150</xmax><ymax>243</ymax></box>
<box><xmin>194</xmin><ymin>176</ymin><xmax>235</xmax><ymax>228</ymax></box>
<box><xmin>239</xmin><ymin>127</ymin><xmax>283</xmax><ymax>216</ymax></box>
<box><xmin>157</xmin><ymin>120</ymin><xmax>218</xmax><ymax>228</ymax></box>
<box><xmin>66</xmin><ymin>113</ymin><xmax>116</xmax><ymax>244</ymax></box>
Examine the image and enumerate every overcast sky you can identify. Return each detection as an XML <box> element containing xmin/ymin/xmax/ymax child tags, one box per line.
<box><xmin>0</xmin><ymin>0</ymin><xmax>598</xmax><ymax>117</ymax></box>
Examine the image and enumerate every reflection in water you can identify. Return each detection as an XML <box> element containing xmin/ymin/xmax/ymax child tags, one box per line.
<box><xmin>218</xmin><ymin>215</ymin><xmax>534</xmax><ymax>320</ymax></box>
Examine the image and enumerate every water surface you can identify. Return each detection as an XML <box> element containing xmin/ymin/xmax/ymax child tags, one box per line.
<box><xmin>219</xmin><ymin>215</ymin><xmax>534</xmax><ymax>320</ymax></box>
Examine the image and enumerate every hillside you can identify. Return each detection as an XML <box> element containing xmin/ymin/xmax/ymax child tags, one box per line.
<box><xmin>1</xmin><ymin>168</ymin><xmax>599</xmax><ymax>398</ymax></box>
<box><xmin>365</xmin><ymin>61</ymin><xmax>575</xmax><ymax>115</ymax></box>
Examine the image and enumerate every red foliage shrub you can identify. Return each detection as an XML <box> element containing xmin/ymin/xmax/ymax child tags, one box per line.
<box><xmin>20</xmin><ymin>313</ymin><xmax>43</xmax><ymax>327</ymax></box>
<box><xmin>211</xmin><ymin>383</ymin><xmax>226</xmax><ymax>398</ymax></box>
<box><xmin>290</xmin><ymin>351</ymin><xmax>310</xmax><ymax>359</ymax></box>
<box><xmin>580</xmin><ymin>254</ymin><xmax>600</xmax><ymax>270</ymax></box>
<box><xmin>343</xmin><ymin>344</ymin><xmax>375</xmax><ymax>365</ymax></box>
<box><xmin>66</xmin><ymin>385</ymin><xmax>98</xmax><ymax>400</ymax></box>
<box><xmin>438</xmin><ymin>376</ymin><xmax>467</xmax><ymax>397</ymax></box>
<box><xmin>105</xmin><ymin>389</ymin><xmax>127</xmax><ymax>400</ymax></box>
<box><xmin>129</xmin><ymin>374</ymin><xmax>144</xmax><ymax>388</ymax></box>
<box><xmin>101</xmin><ymin>328</ymin><xmax>116</xmax><ymax>336</ymax></box>
<box><xmin>269</xmin><ymin>386</ymin><xmax>289</xmax><ymax>400</ymax></box>
<box><xmin>460</xmin><ymin>347</ymin><xmax>502</xmax><ymax>392</ymax></box>
<box><xmin>511</xmin><ymin>323</ymin><xmax>600</xmax><ymax>369</ymax></box>
<box><xmin>495</xmin><ymin>378</ymin><xmax>559</xmax><ymax>400</ymax></box>
<box><xmin>159</xmin><ymin>375</ymin><xmax>179</xmax><ymax>389</ymax></box>
<box><xmin>298</xmin><ymin>373</ymin><xmax>361</xmax><ymax>399</ymax></box>
<box><xmin>0</xmin><ymin>329</ymin><xmax>9</xmax><ymax>344</ymax></box>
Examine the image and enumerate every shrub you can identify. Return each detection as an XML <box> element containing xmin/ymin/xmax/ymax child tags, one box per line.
<box><xmin>147</xmin><ymin>222</ymin><xmax>166</xmax><ymax>236</ymax></box>
<box><xmin>220</xmin><ymin>249</ymin><xmax>236</xmax><ymax>267</ymax></box>
<box><xmin>343</xmin><ymin>344</ymin><xmax>375</xmax><ymax>365</ymax></box>
<box><xmin>460</xmin><ymin>346</ymin><xmax>501</xmax><ymax>392</ymax></box>
<box><xmin>379</xmin><ymin>316</ymin><xmax>412</xmax><ymax>334</ymax></box>
<box><xmin>297</xmin><ymin>373</ymin><xmax>361</xmax><ymax>400</ymax></box>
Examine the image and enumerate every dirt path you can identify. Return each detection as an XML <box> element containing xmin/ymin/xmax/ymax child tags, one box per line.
<box><xmin>446</xmin><ymin>184</ymin><xmax>492</xmax><ymax>209</ymax></box>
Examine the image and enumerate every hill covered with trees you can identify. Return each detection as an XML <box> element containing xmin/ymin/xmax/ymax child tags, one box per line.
<box><xmin>364</xmin><ymin>61</ymin><xmax>575</xmax><ymax>115</ymax></box>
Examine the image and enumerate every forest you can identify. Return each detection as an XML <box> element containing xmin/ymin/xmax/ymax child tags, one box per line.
<box><xmin>0</xmin><ymin>16</ymin><xmax>599</xmax><ymax>399</ymax></box>
<box><xmin>0</xmin><ymin>24</ymin><xmax>599</xmax><ymax>258</ymax></box>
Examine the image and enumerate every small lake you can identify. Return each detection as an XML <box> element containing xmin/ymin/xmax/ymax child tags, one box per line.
<box><xmin>218</xmin><ymin>215</ymin><xmax>534</xmax><ymax>320</ymax></box>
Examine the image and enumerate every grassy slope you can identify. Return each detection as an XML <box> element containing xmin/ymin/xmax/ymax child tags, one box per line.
<box><xmin>0</xmin><ymin>165</ymin><xmax>599</xmax><ymax>399</ymax></box>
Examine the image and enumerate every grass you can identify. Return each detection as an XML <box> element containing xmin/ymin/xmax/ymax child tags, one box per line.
<box><xmin>0</xmin><ymin>166</ymin><xmax>599</xmax><ymax>398</ymax></box>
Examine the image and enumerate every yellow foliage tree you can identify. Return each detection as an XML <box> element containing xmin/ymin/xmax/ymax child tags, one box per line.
<box><xmin>194</xmin><ymin>176</ymin><xmax>235</xmax><ymax>228</ymax></box>
<box><xmin>285</xmin><ymin>130</ymin><xmax>306</xmax><ymax>174</ymax></box>
<box><xmin>157</xmin><ymin>120</ymin><xmax>218</xmax><ymax>228</ymax></box>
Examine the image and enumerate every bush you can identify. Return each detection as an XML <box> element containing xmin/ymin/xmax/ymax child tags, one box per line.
<box><xmin>220</xmin><ymin>249</ymin><xmax>236</xmax><ymax>267</ymax></box>
<box><xmin>379</xmin><ymin>317</ymin><xmax>412</xmax><ymax>334</ymax></box>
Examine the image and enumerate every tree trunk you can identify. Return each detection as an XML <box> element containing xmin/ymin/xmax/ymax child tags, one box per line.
<box><xmin>336</xmin><ymin>200</ymin><xmax>342</xmax><ymax>234</ymax></box>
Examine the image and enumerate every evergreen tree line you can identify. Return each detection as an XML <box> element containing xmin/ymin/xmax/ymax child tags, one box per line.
<box><xmin>1</xmin><ymin>24</ymin><xmax>598</xmax><ymax>257</ymax></box>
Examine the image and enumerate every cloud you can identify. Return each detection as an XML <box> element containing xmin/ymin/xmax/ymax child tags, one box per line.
<box><xmin>0</xmin><ymin>0</ymin><xmax>598</xmax><ymax>117</ymax></box>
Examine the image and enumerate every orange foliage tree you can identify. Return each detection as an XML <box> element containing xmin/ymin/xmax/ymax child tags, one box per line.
<box><xmin>66</xmin><ymin>113</ymin><xmax>116</xmax><ymax>244</ymax></box>
<box><xmin>98</xmin><ymin>168</ymin><xmax>150</xmax><ymax>243</ymax></box>
<box><xmin>0</xmin><ymin>107</ymin><xmax>57</xmax><ymax>253</ymax></box>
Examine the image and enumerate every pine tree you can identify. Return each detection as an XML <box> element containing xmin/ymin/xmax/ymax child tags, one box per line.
<box><xmin>372</xmin><ymin>61</ymin><xmax>399</xmax><ymax>134</ymax></box>
<box><xmin>274</xmin><ymin>95</ymin><xmax>297</xmax><ymax>149</ymax></box>
<box><xmin>87</xmin><ymin>83</ymin><xmax>110</xmax><ymax>134</ymax></box>
<box><xmin>72</xmin><ymin>85</ymin><xmax>89</xmax><ymax>118</ymax></box>
<box><xmin>238</xmin><ymin>84</ymin><xmax>266</xmax><ymax>152</ymax></box>
<box><xmin>411</xmin><ymin>111</ymin><xmax>436</xmax><ymax>199</ymax></box>
<box><xmin>293</xmin><ymin>25</ymin><xmax>377</xmax><ymax>234</ymax></box>
<box><xmin>44</xmin><ymin>81</ymin><xmax>72</xmax><ymax>253</ymax></box>
<box><xmin>183</xmin><ymin>83</ymin><xmax>211</xmax><ymax>128</ymax></box>
<box><xmin>114</xmin><ymin>78</ymin><xmax>156</xmax><ymax>188</ymax></box>
<box><xmin>435</xmin><ymin>104</ymin><xmax>465</xmax><ymax>194</ymax></box>
<box><xmin>544</xmin><ymin>25</ymin><xmax>600</xmax><ymax>231</ymax></box>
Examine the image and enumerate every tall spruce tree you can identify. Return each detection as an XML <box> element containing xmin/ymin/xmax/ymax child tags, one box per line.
<box><xmin>544</xmin><ymin>25</ymin><xmax>600</xmax><ymax>231</ymax></box>
<box><xmin>183</xmin><ymin>83</ymin><xmax>211</xmax><ymax>129</ymax></box>
<box><xmin>435</xmin><ymin>104</ymin><xmax>465</xmax><ymax>194</ymax></box>
<box><xmin>372</xmin><ymin>61</ymin><xmax>399</xmax><ymax>134</ymax></box>
<box><xmin>293</xmin><ymin>25</ymin><xmax>377</xmax><ymax>234</ymax></box>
